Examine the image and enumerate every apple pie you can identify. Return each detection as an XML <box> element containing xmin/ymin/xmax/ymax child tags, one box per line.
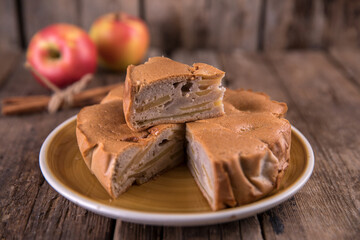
<box><xmin>76</xmin><ymin>98</ymin><xmax>185</xmax><ymax>198</ymax></box>
<box><xmin>76</xmin><ymin>85</ymin><xmax>291</xmax><ymax>211</ymax></box>
<box><xmin>123</xmin><ymin>57</ymin><xmax>225</xmax><ymax>131</ymax></box>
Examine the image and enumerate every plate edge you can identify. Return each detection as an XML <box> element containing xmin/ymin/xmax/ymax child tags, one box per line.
<box><xmin>39</xmin><ymin>116</ymin><xmax>315</xmax><ymax>226</ymax></box>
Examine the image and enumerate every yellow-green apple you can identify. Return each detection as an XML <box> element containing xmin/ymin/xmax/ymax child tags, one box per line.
<box><xmin>89</xmin><ymin>13</ymin><xmax>149</xmax><ymax>71</ymax></box>
<box><xmin>26</xmin><ymin>24</ymin><xmax>97</xmax><ymax>88</ymax></box>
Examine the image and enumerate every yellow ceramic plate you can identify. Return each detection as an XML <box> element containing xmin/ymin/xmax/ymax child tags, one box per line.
<box><xmin>39</xmin><ymin>116</ymin><xmax>314</xmax><ymax>226</ymax></box>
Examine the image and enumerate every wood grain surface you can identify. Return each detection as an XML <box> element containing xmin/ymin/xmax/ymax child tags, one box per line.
<box><xmin>261</xmin><ymin>51</ymin><xmax>360</xmax><ymax>239</ymax></box>
<box><xmin>22</xmin><ymin>0</ymin><xmax>80</xmax><ymax>45</ymax></box>
<box><xmin>0</xmin><ymin>54</ymin><xmax>120</xmax><ymax>239</ymax></box>
<box><xmin>0</xmin><ymin>49</ymin><xmax>20</xmax><ymax>87</ymax></box>
<box><xmin>4</xmin><ymin>0</ymin><xmax>359</xmax><ymax>51</ymax></box>
<box><xmin>0</xmin><ymin>48</ymin><xmax>359</xmax><ymax>239</ymax></box>
<box><xmin>329</xmin><ymin>47</ymin><xmax>360</xmax><ymax>88</ymax></box>
<box><xmin>80</xmin><ymin>0</ymin><xmax>139</xmax><ymax>32</ymax></box>
<box><xmin>264</xmin><ymin>0</ymin><xmax>360</xmax><ymax>50</ymax></box>
<box><xmin>145</xmin><ymin>0</ymin><xmax>261</xmax><ymax>51</ymax></box>
<box><xmin>0</xmin><ymin>0</ymin><xmax>19</xmax><ymax>50</ymax></box>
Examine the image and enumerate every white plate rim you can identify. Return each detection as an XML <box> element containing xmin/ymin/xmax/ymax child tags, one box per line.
<box><xmin>39</xmin><ymin>115</ymin><xmax>315</xmax><ymax>226</ymax></box>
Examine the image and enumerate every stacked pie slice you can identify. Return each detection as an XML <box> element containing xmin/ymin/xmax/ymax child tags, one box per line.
<box><xmin>186</xmin><ymin>89</ymin><xmax>290</xmax><ymax>210</ymax></box>
<box><xmin>76</xmin><ymin>57</ymin><xmax>291</xmax><ymax>211</ymax></box>
<box><xmin>123</xmin><ymin>57</ymin><xmax>226</xmax><ymax>131</ymax></box>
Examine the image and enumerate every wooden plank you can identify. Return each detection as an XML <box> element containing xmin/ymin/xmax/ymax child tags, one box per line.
<box><xmin>169</xmin><ymin>225</ymin><xmax>222</xmax><ymax>240</ymax></box>
<box><xmin>219</xmin><ymin>49</ymin><xmax>289</xmax><ymax>102</ymax></box>
<box><xmin>264</xmin><ymin>0</ymin><xmax>360</xmax><ymax>50</ymax></box>
<box><xmin>322</xmin><ymin>0</ymin><xmax>360</xmax><ymax>48</ymax></box>
<box><xmin>328</xmin><ymin>47</ymin><xmax>360</xmax><ymax>88</ymax></box>
<box><xmin>0</xmin><ymin>50</ymin><xmax>20</xmax><ymax>88</ymax></box>
<box><xmin>263</xmin><ymin>0</ymin><xmax>294</xmax><ymax>50</ymax></box>
<box><xmin>179</xmin><ymin>0</ymin><xmax>261</xmax><ymax>51</ymax></box>
<box><xmin>144</xmin><ymin>0</ymin><xmax>261</xmax><ymax>52</ymax></box>
<box><xmin>240</xmin><ymin>216</ymin><xmax>263</xmax><ymax>240</ymax></box>
<box><xmin>221</xmin><ymin>50</ymin><xmax>308</xmax><ymax>239</ymax></box>
<box><xmin>264</xmin><ymin>0</ymin><xmax>325</xmax><ymax>50</ymax></box>
<box><xmin>0</xmin><ymin>54</ymin><xmax>115</xmax><ymax>239</ymax></box>
<box><xmin>114</xmin><ymin>222</ymin><xmax>162</xmax><ymax>240</ymax></box>
<box><xmin>221</xmin><ymin>50</ymin><xmax>360</xmax><ymax>239</ymax></box>
<box><xmin>143</xmin><ymin>0</ymin><xmax>181</xmax><ymax>53</ymax></box>
<box><xmin>162</xmin><ymin>219</ymin><xmax>261</xmax><ymax>240</ymax></box>
<box><xmin>22</xmin><ymin>0</ymin><xmax>141</xmax><ymax>45</ymax></box>
<box><xmin>114</xmin><ymin>204</ymin><xmax>263</xmax><ymax>240</ymax></box>
<box><xmin>80</xmin><ymin>0</ymin><xmax>140</xmax><ymax>32</ymax></box>
<box><xmin>172</xmin><ymin>49</ymin><xmax>222</xmax><ymax>69</ymax></box>
<box><xmin>262</xmin><ymin>51</ymin><xmax>360</xmax><ymax>239</ymax></box>
<box><xmin>22</xmin><ymin>0</ymin><xmax>80</xmax><ymax>45</ymax></box>
<box><xmin>0</xmin><ymin>0</ymin><xmax>19</xmax><ymax>49</ymax></box>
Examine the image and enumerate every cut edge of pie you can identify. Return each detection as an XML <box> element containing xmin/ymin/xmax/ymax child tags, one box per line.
<box><xmin>76</xmin><ymin>99</ymin><xmax>185</xmax><ymax>198</ymax></box>
<box><xmin>123</xmin><ymin>57</ymin><xmax>226</xmax><ymax>131</ymax></box>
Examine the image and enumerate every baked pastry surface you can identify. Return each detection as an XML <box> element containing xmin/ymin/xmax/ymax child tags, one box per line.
<box><xmin>123</xmin><ymin>57</ymin><xmax>225</xmax><ymax>131</ymax></box>
<box><xmin>76</xmin><ymin>98</ymin><xmax>185</xmax><ymax>198</ymax></box>
<box><xmin>101</xmin><ymin>84</ymin><xmax>124</xmax><ymax>104</ymax></box>
<box><xmin>186</xmin><ymin>89</ymin><xmax>291</xmax><ymax>210</ymax></box>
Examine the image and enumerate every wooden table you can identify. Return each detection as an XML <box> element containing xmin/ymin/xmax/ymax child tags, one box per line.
<box><xmin>0</xmin><ymin>48</ymin><xmax>359</xmax><ymax>239</ymax></box>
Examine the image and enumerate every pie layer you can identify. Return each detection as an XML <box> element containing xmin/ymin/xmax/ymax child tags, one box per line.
<box><xmin>187</xmin><ymin>89</ymin><xmax>290</xmax><ymax>210</ymax></box>
<box><xmin>123</xmin><ymin>57</ymin><xmax>225</xmax><ymax>131</ymax></box>
<box><xmin>76</xmin><ymin>97</ymin><xmax>185</xmax><ymax>198</ymax></box>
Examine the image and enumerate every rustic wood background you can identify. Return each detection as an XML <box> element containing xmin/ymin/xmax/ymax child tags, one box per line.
<box><xmin>1</xmin><ymin>0</ymin><xmax>359</xmax><ymax>52</ymax></box>
<box><xmin>0</xmin><ymin>0</ymin><xmax>359</xmax><ymax>239</ymax></box>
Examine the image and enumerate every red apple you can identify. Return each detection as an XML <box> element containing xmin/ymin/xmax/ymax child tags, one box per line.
<box><xmin>89</xmin><ymin>13</ymin><xmax>150</xmax><ymax>71</ymax></box>
<box><xmin>26</xmin><ymin>24</ymin><xmax>97</xmax><ymax>88</ymax></box>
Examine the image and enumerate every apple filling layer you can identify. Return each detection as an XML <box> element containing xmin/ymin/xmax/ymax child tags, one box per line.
<box><xmin>130</xmin><ymin>77</ymin><xmax>224</xmax><ymax>130</ymax></box>
<box><xmin>186</xmin><ymin>132</ymin><xmax>215</xmax><ymax>206</ymax></box>
<box><xmin>130</xmin><ymin>144</ymin><xmax>182</xmax><ymax>179</ymax></box>
<box><xmin>135</xmin><ymin>107</ymin><xmax>214</xmax><ymax>126</ymax></box>
<box><xmin>111</xmin><ymin>127</ymin><xmax>185</xmax><ymax>197</ymax></box>
<box><xmin>136</xmin><ymin>95</ymin><xmax>171</xmax><ymax>113</ymax></box>
<box><xmin>128</xmin><ymin>74</ymin><xmax>225</xmax><ymax>130</ymax></box>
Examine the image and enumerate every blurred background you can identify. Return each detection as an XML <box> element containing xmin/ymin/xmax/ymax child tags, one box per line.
<box><xmin>1</xmin><ymin>0</ymin><xmax>359</xmax><ymax>54</ymax></box>
<box><xmin>1</xmin><ymin>2</ymin><xmax>359</xmax><ymax>239</ymax></box>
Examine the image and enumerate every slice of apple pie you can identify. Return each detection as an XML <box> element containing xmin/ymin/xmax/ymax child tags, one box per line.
<box><xmin>123</xmin><ymin>57</ymin><xmax>225</xmax><ymax>131</ymax></box>
<box><xmin>186</xmin><ymin>89</ymin><xmax>291</xmax><ymax>210</ymax></box>
<box><xmin>76</xmin><ymin>98</ymin><xmax>185</xmax><ymax>198</ymax></box>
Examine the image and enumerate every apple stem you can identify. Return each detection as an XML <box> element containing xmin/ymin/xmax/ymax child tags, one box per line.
<box><xmin>48</xmin><ymin>48</ymin><xmax>61</xmax><ymax>59</ymax></box>
<box><xmin>24</xmin><ymin>62</ymin><xmax>61</xmax><ymax>93</ymax></box>
<box><xmin>114</xmin><ymin>13</ymin><xmax>121</xmax><ymax>21</ymax></box>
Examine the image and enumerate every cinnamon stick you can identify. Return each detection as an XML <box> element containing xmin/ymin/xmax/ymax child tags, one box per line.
<box><xmin>1</xmin><ymin>84</ymin><xmax>120</xmax><ymax>115</ymax></box>
<box><xmin>2</xmin><ymin>95</ymin><xmax>50</xmax><ymax>104</ymax></box>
